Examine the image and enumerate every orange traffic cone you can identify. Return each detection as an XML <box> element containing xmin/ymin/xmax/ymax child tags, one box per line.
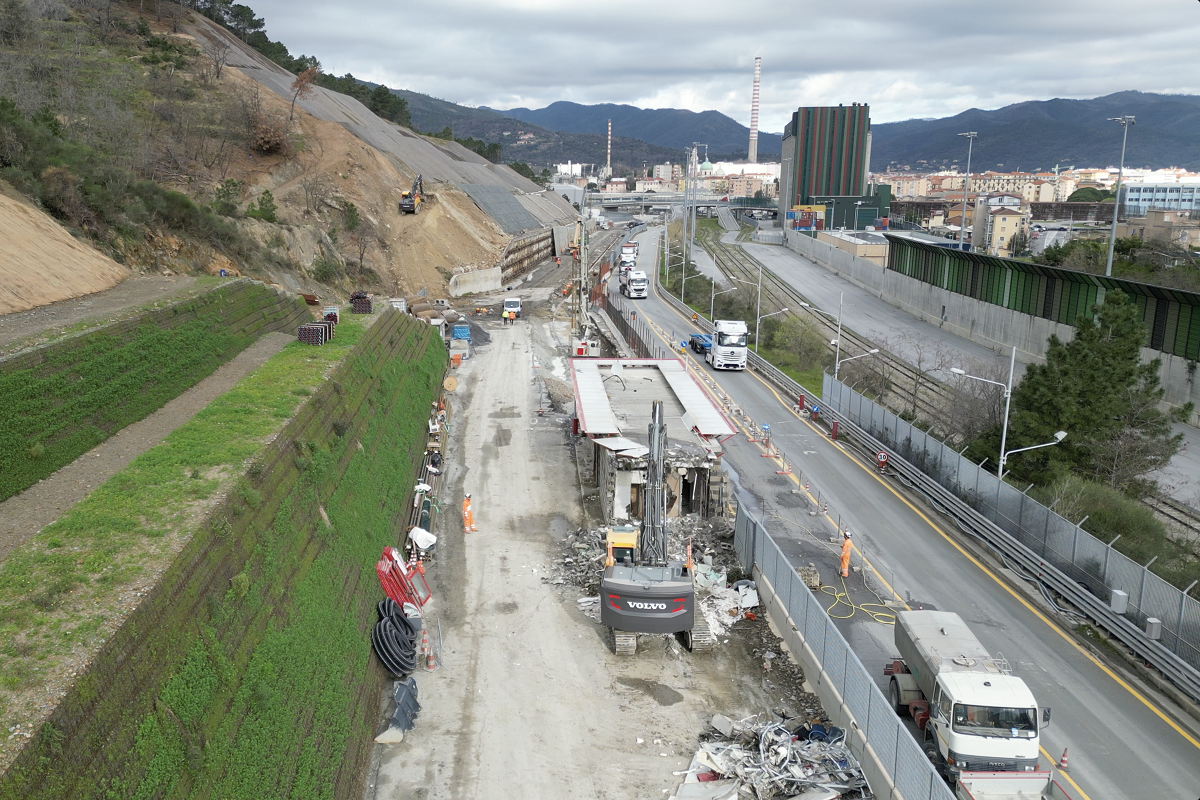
<box><xmin>421</xmin><ymin>627</ymin><xmax>437</xmax><ymax>672</ymax></box>
<box><xmin>1058</xmin><ymin>748</ymin><xmax>1069</xmax><ymax>770</ymax></box>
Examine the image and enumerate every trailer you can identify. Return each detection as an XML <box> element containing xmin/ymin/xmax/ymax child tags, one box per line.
<box><xmin>956</xmin><ymin>771</ymin><xmax>1074</xmax><ymax>800</ymax></box>
<box><xmin>689</xmin><ymin>333</ymin><xmax>712</xmax><ymax>355</ymax></box>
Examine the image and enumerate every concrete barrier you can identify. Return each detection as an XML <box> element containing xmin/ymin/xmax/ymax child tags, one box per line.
<box><xmin>782</xmin><ymin>230</ymin><xmax>1200</xmax><ymax>425</ymax></box>
<box><xmin>448</xmin><ymin>266</ymin><xmax>502</xmax><ymax>297</ymax></box>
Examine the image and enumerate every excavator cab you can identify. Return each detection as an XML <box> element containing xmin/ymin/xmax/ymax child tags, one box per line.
<box><xmin>605</xmin><ymin>526</ymin><xmax>638</xmax><ymax>565</ymax></box>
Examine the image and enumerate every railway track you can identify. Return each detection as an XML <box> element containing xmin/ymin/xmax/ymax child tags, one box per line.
<box><xmin>690</xmin><ymin>226</ymin><xmax>957</xmax><ymax>428</ymax></box>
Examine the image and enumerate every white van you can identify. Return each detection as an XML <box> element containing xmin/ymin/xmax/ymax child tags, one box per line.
<box><xmin>503</xmin><ymin>297</ymin><xmax>522</xmax><ymax>319</ymax></box>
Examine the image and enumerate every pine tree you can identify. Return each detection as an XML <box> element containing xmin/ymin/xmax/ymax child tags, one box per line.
<box><xmin>1003</xmin><ymin>290</ymin><xmax>1190</xmax><ymax>489</ymax></box>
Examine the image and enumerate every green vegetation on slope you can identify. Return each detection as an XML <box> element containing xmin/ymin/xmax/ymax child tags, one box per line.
<box><xmin>0</xmin><ymin>311</ymin><xmax>446</xmax><ymax>798</ymax></box>
<box><xmin>0</xmin><ymin>281</ymin><xmax>307</xmax><ymax>502</ymax></box>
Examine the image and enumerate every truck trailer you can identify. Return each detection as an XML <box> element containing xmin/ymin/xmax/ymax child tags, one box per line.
<box><xmin>619</xmin><ymin>241</ymin><xmax>639</xmax><ymax>267</ymax></box>
<box><xmin>886</xmin><ymin>611</ymin><xmax>1050</xmax><ymax>783</ymax></box>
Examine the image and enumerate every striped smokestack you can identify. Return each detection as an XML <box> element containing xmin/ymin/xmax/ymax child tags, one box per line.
<box><xmin>606</xmin><ymin>119</ymin><xmax>612</xmax><ymax>178</ymax></box>
<box><xmin>748</xmin><ymin>57</ymin><xmax>761</xmax><ymax>163</ymax></box>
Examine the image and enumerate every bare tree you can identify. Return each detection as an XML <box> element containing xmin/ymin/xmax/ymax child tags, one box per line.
<box><xmin>942</xmin><ymin>355</ymin><xmax>1009</xmax><ymax>446</ymax></box>
<box><xmin>211</xmin><ymin>38</ymin><xmax>230</xmax><ymax>82</ymax></box>
<box><xmin>880</xmin><ymin>332</ymin><xmax>952</xmax><ymax>421</ymax></box>
<box><xmin>351</xmin><ymin>217</ymin><xmax>377</xmax><ymax>270</ymax></box>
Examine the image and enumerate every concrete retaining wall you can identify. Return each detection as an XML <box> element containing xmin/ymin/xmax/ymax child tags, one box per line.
<box><xmin>783</xmin><ymin>230</ymin><xmax>1200</xmax><ymax>425</ymax></box>
<box><xmin>448</xmin><ymin>266</ymin><xmax>502</xmax><ymax>297</ymax></box>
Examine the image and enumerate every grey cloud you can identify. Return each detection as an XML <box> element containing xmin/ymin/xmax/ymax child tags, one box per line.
<box><xmin>247</xmin><ymin>0</ymin><xmax>1200</xmax><ymax>130</ymax></box>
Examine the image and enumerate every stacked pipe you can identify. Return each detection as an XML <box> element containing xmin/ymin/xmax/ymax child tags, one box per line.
<box><xmin>350</xmin><ymin>291</ymin><xmax>373</xmax><ymax>314</ymax></box>
<box><xmin>297</xmin><ymin>318</ymin><xmax>335</xmax><ymax>346</ymax></box>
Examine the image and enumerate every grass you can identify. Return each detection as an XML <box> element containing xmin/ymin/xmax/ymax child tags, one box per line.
<box><xmin>0</xmin><ymin>314</ymin><xmax>372</xmax><ymax>704</ymax></box>
<box><xmin>0</xmin><ymin>281</ymin><xmax>305</xmax><ymax>502</ymax></box>
<box><xmin>0</xmin><ymin>310</ymin><xmax>446</xmax><ymax>798</ymax></box>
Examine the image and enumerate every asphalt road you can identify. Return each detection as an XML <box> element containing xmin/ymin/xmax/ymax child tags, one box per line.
<box><xmin>608</xmin><ymin>229</ymin><xmax>1200</xmax><ymax>800</ymax></box>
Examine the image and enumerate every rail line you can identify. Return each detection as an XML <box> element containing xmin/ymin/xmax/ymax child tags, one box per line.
<box><xmin>689</xmin><ymin>226</ymin><xmax>957</xmax><ymax>428</ymax></box>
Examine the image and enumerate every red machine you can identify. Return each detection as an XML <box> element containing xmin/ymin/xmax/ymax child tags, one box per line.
<box><xmin>375</xmin><ymin>546</ymin><xmax>432</xmax><ymax>610</ymax></box>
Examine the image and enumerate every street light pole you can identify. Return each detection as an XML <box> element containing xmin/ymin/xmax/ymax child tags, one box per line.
<box><xmin>710</xmin><ymin>283</ymin><xmax>737</xmax><ymax>321</ymax></box>
<box><xmin>1104</xmin><ymin>116</ymin><xmax>1135</xmax><ymax>278</ymax></box>
<box><xmin>957</xmin><ymin>132</ymin><xmax>977</xmax><ymax>251</ymax></box>
<box><xmin>951</xmin><ymin>345</ymin><xmax>1017</xmax><ymax>479</ymax></box>
<box><xmin>754</xmin><ymin>308</ymin><xmax>788</xmax><ymax>353</ymax></box>
<box><xmin>832</xmin><ymin>291</ymin><xmax>844</xmax><ymax>379</ymax></box>
<box><xmin>853</xmin><ymin>200</ymin><xmax>864</xmax><ymax>231</ymax></box>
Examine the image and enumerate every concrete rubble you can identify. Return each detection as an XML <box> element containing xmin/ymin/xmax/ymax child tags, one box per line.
<box><xmin>672</xmin><ymin>715</ymin><xmax>871</xmax><ymax>800</ymax></box>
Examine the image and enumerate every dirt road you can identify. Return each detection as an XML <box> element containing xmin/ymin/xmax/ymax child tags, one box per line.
<box><xmin>0</xmin><ymin>276</ymin><xmax>200</xmax><ymax>354</ymax></box>
<box><xmin>370</xmin><ymin>309</ymin><xmax>816</xmax><ymax>799</ymax></box>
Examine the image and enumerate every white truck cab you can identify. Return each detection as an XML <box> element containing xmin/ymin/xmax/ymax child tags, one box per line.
<box><xmin>707</xmin><ymin>320</ymin><xmax>748</xmax><ymax>370</ymax></box>
<box><xmin>622</xmin><ymin>270</ymin><xmax>648</xmax><ymax>299</ymax></box>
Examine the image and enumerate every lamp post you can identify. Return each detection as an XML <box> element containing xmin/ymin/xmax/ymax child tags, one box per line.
<box><xmin>800</xmin><ymin>292</ymin><xmax>845</xmax><ymax>378</ymax></box>
<box><xmin>1104</xmin><ymin>116</ymin><xmax>1135</xmax><ymax>278</ymax></box>
<box><xmin>951</xmin><ymin>345</ymin><xmax>1016</xmax><ymax>478</ymax></box>
<box><xmin>818</xmin><ymin>198</ymin><xmax>838</xmax><ymax>230</ymax></box>
<box><xmin>837</xmin><ymin>348</ymin><xmax>879</xmax><ymax>373</ymax></box>
<box><xmin>853</xmin><ymin>200</ymin><xmax>864</xmax><ymax>231</ymax></box>
<box><xmin>1001</xmin><ymin>431</ymin><xmax>1068</xmax><ymax>480</ymax></box>
<box><xmin>755</xmin><ymin>308</ymin><xmax>788</xmax><ymax>353</ymax></box>
<box><xmin>957</xmin><ymin>132</ymin><xmax>977</xmax><ymax>251</ymax></box>
<box><xmin>710</xmin><ymin>283</ymin><xmax>738</xmax><ymax>321</ymax></box>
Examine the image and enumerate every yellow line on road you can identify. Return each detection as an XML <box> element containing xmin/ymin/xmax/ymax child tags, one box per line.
<box><xmin>634</xmin><ymin>293</ymin><xmax>1200</xmax><ymax>754</ymax></box>
<box><xmin>1040</xmin><ymin>746</ymin><xmax>1093</xmax><ymax>800</ymax></box>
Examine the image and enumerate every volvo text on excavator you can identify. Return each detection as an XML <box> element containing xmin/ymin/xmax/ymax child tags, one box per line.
<box><xmin>599</xmin><ymin>400</ymin><xmax>715</xmax><ymax>656</ymax></box>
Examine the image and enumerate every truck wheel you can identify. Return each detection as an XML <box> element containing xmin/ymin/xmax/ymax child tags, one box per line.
<box><xmin>923</xmin><ymin>740</ymin><xmax>944</xmax><ymax>775</ymax></box>
<box><xmin>889</xmin><ymin>678</ymin><xmax>906</xmax><ymax>716</ymax></box>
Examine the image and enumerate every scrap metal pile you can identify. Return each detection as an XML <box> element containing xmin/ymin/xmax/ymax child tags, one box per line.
<box><xmin>678</xmin><ymin>715</ymin><xmax>871</xmax><ymax>799</ymax></box>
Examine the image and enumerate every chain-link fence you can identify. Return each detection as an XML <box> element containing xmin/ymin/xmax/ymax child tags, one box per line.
<box><xmin>735</xmin><ymin>506</ymin><xmax>955</xmax><ymax>800</ymax></box>
<box><xmin>823</xmin><ymin>375</ymin><xmax>1200</xmax><ymax>677</ymax></box>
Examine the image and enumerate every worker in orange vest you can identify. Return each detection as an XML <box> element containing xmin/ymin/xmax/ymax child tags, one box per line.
<box><xmin>463</xmin><ymin>493</ymin><xmax>477</xmax><ymax>532</ymax></box>
<box><xmin>840</xmin><ymin>530</ymin><xmax>853</xmax><ymax>578</ymax></box>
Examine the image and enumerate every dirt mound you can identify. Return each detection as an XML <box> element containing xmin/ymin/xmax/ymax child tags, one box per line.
<box><xmin>0</xmin><ymin>187</ymin><xmax>129</xmax><ymax>315</ymax></box>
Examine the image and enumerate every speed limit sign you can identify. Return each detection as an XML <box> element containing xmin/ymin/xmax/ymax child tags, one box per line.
<box><xmin>876</xmin><ymin>450</ymin><xmax>889</xmax><ymax>468</ymax></box>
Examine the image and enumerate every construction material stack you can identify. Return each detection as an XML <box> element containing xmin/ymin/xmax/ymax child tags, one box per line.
<box><xmin>297</xmin><ymin>316</ymin><xmax>335</xmax><ymax>346</ymax></box>
<box><xmin>350</xmin><ymin>291</ymin><xmax>373</xmax><ymax>314</ymax></box>
<box><xmin>599</xmin><ymin>400</ymin><xmax>714</xmax><ymax>655</ymax></box>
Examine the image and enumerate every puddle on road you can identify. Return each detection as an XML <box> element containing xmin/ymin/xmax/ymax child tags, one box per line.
<box><xmin>616</xmin><ymin>677</ymin><xmax>684</xmax><ymax>706</ymax></box>
<box><xmin>494</xmin><ymin>601</ymin><xmax>518</xmax><ymax>614</ymax></box>
<box><xmin>489</xmin><ymin>406</ymin><xmax>522</xmax><ymax>419</ymax></box>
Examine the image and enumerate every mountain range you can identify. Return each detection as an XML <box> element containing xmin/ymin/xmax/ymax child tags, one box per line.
<box><xmin>387</xmin><ymin>88</ymin><xmax>1200</xmax><ymax>175</ymax></box>
<box><xmin>870</xmin><ymin>91</ymin><xmax>1200</xmax><ymax>172</ymax></box>
<box><xmin>488</xmin><ymin>102</ymin><xmax>780</xmax><ymax>160</ymax></box>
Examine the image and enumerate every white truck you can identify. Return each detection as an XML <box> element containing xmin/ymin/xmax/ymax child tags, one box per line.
<box><xmin>886</xmin><ymin>611</ymin><xmax>1050</xmax><ymax>784</ymax></box>
<box><xmin>621</xmin><ymin>270</ymin><xmax>648</xmax><ymax>299</ymax></box>
<box><xmin>706</xmin><ymin>320</ymin><xmax>748</xmax><ymax>370</ymax></box>
<box><xmin>619</xmin><ymin>241</ymin><xmax>639</xmax><ymax>267</ymax></box>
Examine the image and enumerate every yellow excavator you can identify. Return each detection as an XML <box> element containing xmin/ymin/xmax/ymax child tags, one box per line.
<box><xmin>399</xmin><ymin>174</ymin><xmax>424</xmax><ymax>215</ymax></box>
<box><xmin>600</xmin><ymin>400</ymin><xmax>715</xmax><ymax>656</ymax></box>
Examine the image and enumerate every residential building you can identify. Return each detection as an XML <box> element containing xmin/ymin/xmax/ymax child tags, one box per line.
<box><xmin>635</xmin><ymin>178</ymin><xmax>668</xmax><ymax>193</ymax></box>
<box><xmin>1116</xmin><ymin>209</ymin><xmax>1200</xmax><ymax>249</ymax></box>
<box><xmin>727</xmin><ymin>174</ymin><xmax>764</xmax><ymax>197</ymax></box>
<box><xmin>601</xmin><ymin>179</ymin><xmax>628</xmax><ymax>193</ymax></box>
<box><xmin>779</xmin><ymin>103</ymin><xmax>872</xmax><ymax>212</ymax></box>
<box><xmin>653</xmin><ymin>163</ymin><xmax>674</xmax><ymax>181</ymax></box>
<box><xmin>974</xmin><ymin>204</ymin><xmax>1030</xmax><ymax>257</ymax></box>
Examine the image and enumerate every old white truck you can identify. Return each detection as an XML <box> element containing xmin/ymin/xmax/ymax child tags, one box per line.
<box><xmin>886</xmin><ymin>611</ymin><xmax>1051</xmax><ymax>783</ymax></box>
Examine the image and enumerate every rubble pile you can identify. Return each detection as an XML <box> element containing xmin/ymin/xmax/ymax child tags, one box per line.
<box><xmin>548</xmin><ymin>526</ymin><xmax>609</xmax><ymax>593</ymax></box>
<box><xmin>678</xmin><ymin>715</ymin><xmax>871</xmax><ymax>799</ymax></box>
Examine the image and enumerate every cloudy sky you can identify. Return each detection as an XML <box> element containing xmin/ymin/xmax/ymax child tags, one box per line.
<box><xmin>248</xmin><ymin>0</ymin><xmax>1200</xmax><ymax>131</ymax></box>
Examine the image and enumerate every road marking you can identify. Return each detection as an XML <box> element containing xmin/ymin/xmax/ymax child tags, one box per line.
<box><xmin>634</xmin><ymin>292</ymin><xmax>1200</xmax><ymax>755</ymax></box>
<box><xmin>1040</xmin><ymin>746</ymin><xmax>1093</xmax><ymax>800</ymax></box>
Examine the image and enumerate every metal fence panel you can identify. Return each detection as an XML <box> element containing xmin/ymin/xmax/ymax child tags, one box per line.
<box><xmin>865</xmin><ymin>690</ymin><xmax>899</xmax><ymax>775</ymax></box>
<box><xmin>843</xmin><ymin>660</ymin><xmax>873</xmax><ymax>725</ymax></box>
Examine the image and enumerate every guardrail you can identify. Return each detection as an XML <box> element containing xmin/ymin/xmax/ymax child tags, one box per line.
<box><xmin>735</xmin><ymin>506</ymin><xmax>956</xmax><ymax>800</ymax></box>
<box><xmin>650</xmin><ymin>260</ymin><xmax>1200</xmax><ymax>703</ymax></box>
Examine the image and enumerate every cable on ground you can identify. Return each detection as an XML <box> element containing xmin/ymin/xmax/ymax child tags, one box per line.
<box><xmin>820</xmin><ymin>574</ymin><xmax>896</xmax><ymax>624</ymax></box>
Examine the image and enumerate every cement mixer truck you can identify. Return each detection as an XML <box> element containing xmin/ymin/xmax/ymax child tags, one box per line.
<box><xmin>885</xmin><ymin>611</ymin><xmax>1051</xmax><ymax>784</ymax></box>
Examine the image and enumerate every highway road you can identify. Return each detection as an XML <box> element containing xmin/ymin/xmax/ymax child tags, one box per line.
<box><xmin>603</xmin><ymin>228</ymin><xmax>1200</xmax><ymax>800</ymax></box>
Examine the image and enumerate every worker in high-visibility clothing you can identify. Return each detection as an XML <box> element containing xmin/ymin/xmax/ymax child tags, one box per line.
<box><xmin>839</xmin><ymin>530</ymin><xmax>853</xmax><ymax>578</ymax></box>
<box><xmin>463</xmin><ymin>492</ymin><xmax>477</xmax><ymax>532</ymax></box>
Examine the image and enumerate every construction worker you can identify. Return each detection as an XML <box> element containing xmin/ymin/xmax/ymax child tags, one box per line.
<box><xmin>463</xmin><ymin>492</ymin><xmax>477</xmax><ymax>532</ymax></box>
<box><xmin>840</xmin><ymin>530</ymin><xmax>853</xmax><ymax>578</ymax></box>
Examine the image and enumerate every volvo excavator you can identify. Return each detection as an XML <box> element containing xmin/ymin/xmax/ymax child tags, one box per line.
<box><xmin>399</xmin><ymin>174</ymin><xmax>424</xmax><ymax>215</ymax></box>
<box><xmin>600</xmin><ymin>400</ymin><xmax>715</xmax><ymax>656</ymax></box>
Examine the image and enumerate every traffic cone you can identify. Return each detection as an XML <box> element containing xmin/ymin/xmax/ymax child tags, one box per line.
<box><xmin>421</xmin><ymin>628</ymin><xmax>437</xmax><ymax>672</ymax></box>
<box><xmin>1057</xmin><ymin>748</ymin><xmax>1069</xmax><ymax>770</ymax></box>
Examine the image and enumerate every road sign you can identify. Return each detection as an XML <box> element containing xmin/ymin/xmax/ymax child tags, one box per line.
<box><xmin>876</xmin><ymin>451</ymin><xmax>889</xmax><ymax>467</ymax></box>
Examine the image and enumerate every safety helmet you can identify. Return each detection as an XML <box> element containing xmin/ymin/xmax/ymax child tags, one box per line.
<box><xmin>465</xmin><ymin>492</ymin><xmax>471</xmax><ymax>498</ymax></box>
<box><xmin>844</xmin><ymin>530</ymin><xmax>852</xmax><ymax>538</ymax></box>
